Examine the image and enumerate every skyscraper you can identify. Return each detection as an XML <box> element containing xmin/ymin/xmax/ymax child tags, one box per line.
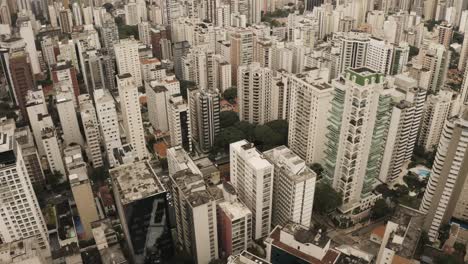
<box><xmin>230</xmin><ymin>140</ymin><xmax>274</xmax><ymax>239</ymax></box>
<box><xmin>114</xmin><ymin>37</ymin><xmax>143</xmax><ymax>87</ymax></box>
<box><xmin>79</xmin><ymin>94</ymin><xmax>104</xmax><ymax>168</ymax></box>
<box><xmin>379</xmin><ymin>75</ymin><xmax>426</xmax><ymax>184</ymax></box>
<box><xmin>323</xmin><ymin>68</ymin><xmax>392</xmax><ymax>223</ymax></box>
<box><xmin>230</xmin><ymin>29</ymin><xmax>254</xmax><ymax>84</ymax></box>
<box><xmin>287</xmin><ymin>68</ymin><xmax>333</xmax><ymax>164</ymax></box>
<box><xmin>237</xmin><ymin>63</ymin><xmax>273</xmax><ymax>125</ymax></box>
<box><xmin>9</xmin><ymin>49</ymin><xmax>35</xmax><ymax>121</ymax></box>
<box><xmin>334</xmin><ymin>32</ymin><xmax>370</xmax><ymax>75</ymax></box>
<box><xmin>0</xmin><ymin>118</ymin><xmax>50</xmax><ymax>253</ymax></box>
<box><xmin>146</xmin><ymin>82</ymin><xmax>169</xmax><ymax>133</ymax></box>
<box><xmin>188</xmin><ymin>87</ymin><xmax>220</xmax><ymax>153</ymax></box>
<box><xmin>110</xmin><ymin>161</ymin><xmax>170</xmax><ymax>263</ymax></box>
<box><xmin>264</xmin><ymin>146</ymin><xmax>316</xmax><ymax>228</ymax></box>
<box><xmin>170</xmin><ymin>169</ymin><xmax>219</xmax><ymax>264</ymax></box>
<box><xmin>418</xmin><ymin>90</ymin><xmax>453</xmax><ymax>152</ymax></box>
<box><xmin>56</xmin><ymin>85</ymin><xmax>84</xmax><ymax>146</ymax></box>
<box><xmin>117</xmin><ymin>74</ymin><xmax>148</xmax><ymax>161</ymax></box>
<box><xmin>94</xmin><ymin>88</ymin><xmax>122</xmax><ymax>166</ymax></box>
<box><xmin>168</xmin><ymin>94</ymin><xmax>192</xmax><ymax>152</ymax></box>
<box><xmin>420</xmin><ymin>108</ymin><xmax>468</xmax><ymax>241</ymax></box>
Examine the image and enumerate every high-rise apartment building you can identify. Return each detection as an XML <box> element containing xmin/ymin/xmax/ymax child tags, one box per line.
<box><xmin>9</xmin><ymin>49</ymin><xmax>35</xmax><ymax>121</ymax></box>
<box><xmin>188</xmin><ymin>87</ymin><xmax>220</xmax><ymax>153</ymax></box>
<box><xmin>365</xmin><ymin>37</ymin><xmax>394</xmax><ymax>75</ymax></box>
<box><xmin>56</xmin><ymin>86</ymin><xmax>84</xmax><ymax>146</ymax></box>
<box><xmin>323</xmin><ymin>68</ymin><xmax>392</xmax><ymax>221</ymax></box>
<box><xmin>0</xmin><ymin>119</ymin><xmax>50</xmax><ymax>252</ymax></box>
<box><xmin>379</xmin><ymin>75</ymin><xmax>426</xmax><ymax>184</ymax></box>
<box><xmin>418</xmin><ymin>90</ymin><xmax>453</xmax><ymax>152</ymax></box>
<box><xmin>114</xmin><ymin>37</ymin><xmax>143</xmax><ymax>87</ymax></box>
<box><xmin>41</xmin><ymin>115</ymin><xmax>66</xmax><ymax>176</ymax></box>
<box><xmin>168</xmin><ymin>95</ymin><xmax>192</xmax><ymax>152</ymax></box>
<box><xmin>79</xmin><ymin>94</ymin><xmax>104</xmax><ymax>168</ymax></box>
<box><xmin>237</xmin><ymin>63</ymin><xmax>273</xmax><ymax>125</ymax></box>
<box><xmin>82</xmin><ymin>50</ymin><xmax>106</xmax><ymax>94</ymax></box>
<box><xmin>287</xmin><ymin>68</ymin><xmax>333</xmax><ymax>164</ymax></box>
<box><xmin>51</xmin><ymin>61</ymin><xmax>80</xmax><ymax>100</ymax></box>
<box><xmin>94</xmin><ymin>88</ymin><xmax>122</xmax><ymax>167</ymax></box>
<box><xmin>420</xmin><ymin>108</ymin><xmax>468</xmax><ymax>241</ymax></box>
<box><xmin>218</xmin><ymin>184</ymin><xmax>252</xmax><ymax>256</ymax></box>
<box><xmin>65</xmin><ymin>149</ymin><xmax>99</xmax><ymax>240</ymax></box>
<box><xmin>334</xmin><ymin>32</ymin><xmax>370</xmax><ymax>75</ymax></box>
<box><xmin>59</xmin><ymin>9</ymin><xmax>74</xmax><ymax>33</ymax></box>
<box><xmin>14</xmin><ymin>126</ymin><xmax>46</xmax><ymax>186</ymax></box>
<box><xmin>110</xmin><ymin>161</ymin><xmax>170</xmax><ymax>263</ymax></box>
<box><xmin>100</xmin><ymin>17</ymin><xmax>120</xmax><ymax>53</ymax></box>
<box><xmin>420</xmin><ymin>43</ymin><xmax>449</xmax><ymax>94</ymax></box>
<box><xmin>230</xmin><ymin>29</ymin><xmax>254</xmax><ymax>84</ymax></box>
<box><xmin>17</xmin><ymin>18</ymin><xmax>40</xmax><ymax>74</ymax></box>
<box><xmin>170</xmin><ymin>169</ymin><xmax>219</xmax><ymax>264</ymax></box>
<box><xmin>146</xmin><ymin>82</ymin><xmax>169</xmax><ymax>133</ymax></box>
<box><xmin>230</xmin><ymin>140</ymin><xmax>274</xmax><ymax>239</ymax></box>
<box><xmin>212</xmin><ymin>54</ymin><xmax>232</xmax><ymax>92</ymax></box>
<box><xmin>264</xmin><ymin>146</ymin><xmax>316</xmax><ymax>228</ymax></box>
<box><xmin>117</xmin><ymin>74</ymin><xmax>148</xmax><ymax>161</ymax></box>
<box><xmin>436</xmin><ymin>21</ymin><xmax>453</xmax><ymax>48</ymax></box>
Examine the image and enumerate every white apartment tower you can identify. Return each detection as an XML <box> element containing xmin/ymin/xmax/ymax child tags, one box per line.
<box><xmin>287</xmin><ymin>68</ymin><xmax>333</xmax><ymax>164</ymax></box>
<box><xmin>418</xmin><ymin>90</ymin><xmax>453</xmax><ymax>152</ymax></box>
<box><xmin>334</xmin><ymin>32</ymin><xmax>370</xmax><ymax>75</ymax></box>
<box><xmin>146</xmin><ymin>82</ymin><xmax>169</xmax><ymax>133</ymax></box>
<box><xmin>94</xmin><ymin>89</ymin><xmax>122</xmax><ymax>167</ymax></box>
<box><xmin>0</xmin><ymin>119</ymin><xmax>50</xmax><ymax>254</ymax></box>
<box><xmin>237</xmin><ymin>63</ymin><xmax>273</xmax><ymax>125</ymax></box>
<box><xmin>212</xmin><ymin>54</ymin><xmax>232</xmax><ymax>92</ymax></box>
<box><xmin>264</xmin><ymin>146</ymin><xmax>316</xmax><ymax>228</ymax></box>
<box><xmin>79</xmin><ymin>94</ymin><xmax>104</xmax><ymax>168</ymax></box>
<box><xmin>117</xmin><ymin>74</ymin><xmax>148</xmax><ymax>161</ymax></box>
<box><xmin>170</xmin><ymin>170</ymin><xmax>219</xmax><ymax>264</ymax></box>
<box><xmin>420</xmin><ymin>108</ymin><xmax>468</xmax><ymax>241</ymax></box>
<box><xmin>41</xmin><ymin>115</ymin><xmax>66</xmax><ymax>177</ymax></box>
<box><xmin>365</xmin><ymin>37</ymin><xmax>394</xmax><ymax>75</ymax></box>
<box><xmin>230</xmin><ymin>140</ymin><xmax>274</xmax><ymax>239</ymax></box>
<box><xmin>114</xmin><ymin>37</ymin><xmax>143</xmax><ymax>87</ymax></box>
<box><xmin>168</xmin><ymin>95</ymin><xmax>192</xmax><ymax>152</ymax></box>
<box><xmin>26</xmin><ymin>89</ymin><xmax>48</xmax><ymax>156</ymax></box>
<box><xmin>379</xmin><ymin>75</ymin><xmax>426</xmax><ymax>184</ymax></box>
<box><xmin>323</xmin><ymin>68</ymin><xmax>392</xmax><ymax>219</ymax></box>
<box><xmin>188</xmin><ymin>87</ymin><xmax>220</xmax><ymax>153</ymax></box>
<box><xmin>56</xmin><ymin>86</ymin><xmax>84</xmax><ymax>146</ymax></box>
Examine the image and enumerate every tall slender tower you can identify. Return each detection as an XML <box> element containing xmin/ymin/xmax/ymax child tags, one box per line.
<box><xmin>0</xmin><ymin>119</ymin><xmax>50</xmax><ymax>254</ymax></box>
<box><xmin>114</xmin><ymin>37</ymin><xmax>143</xmax><ymax>87</ymax></box>
<box><xmin>420</xmin><ymin>108</ymin><xmax>468</xmax><ymax>241</ymax></box>
<box><xmin>188</xmin><ymin>87</ymin><xmax>220</xmax><ymax>153</ymax></box>
<box><xmin>117</xmin><ymin>74</ymin><xmax>148</xmax><ymax>161</ymax></box>
<box><xmin>323</xmin><ymin>67</ymin><xmax>392</xmax><ymax>221</ymax></box>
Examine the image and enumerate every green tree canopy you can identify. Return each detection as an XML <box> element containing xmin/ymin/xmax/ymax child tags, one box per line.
<box><xmin>313</xmin><ymin>182</ymin><xmax>342</xmax><ymax>214</ymax></box>
<box><xmin>371</xmin><ymin>199</ymin><xmax>389</xmax><ymax>219</ymax></box>
<box><xmin>220</xmin><ymin>111</ymin><xmax>239</xmax><ymax>128</ymax></box>
<box><xmin>223</xmin><ymin>87</ymin><xmax>237</xmax><ymax>103</ymax></box>
<box><xmin>435</xmin><ymin>254</ymin><xmax>462</xmax><ymax>264</ymax></box>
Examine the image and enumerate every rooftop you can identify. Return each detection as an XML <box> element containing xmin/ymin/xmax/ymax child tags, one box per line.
<box><xmin>264</xmin><ymin>146</ymin><xmax>316</xmax><ymax>183</ymax></box>
<box><xmin>110</xmin><ymin>161</ymin><xmax>166</xmax><ymax>205</ymax></box>
<box><xmin>219</xmin><ymin>200</ymin><xmax>252</xmax><ymax>220</ymax></box>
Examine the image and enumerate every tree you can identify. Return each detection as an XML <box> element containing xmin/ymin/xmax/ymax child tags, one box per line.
<box><xmin>409</xmin><ymin>46</ymin><xmax>420</xmax><ymax>59</ymax></box>
<box><xmin>310</xmin><ymin>163</ymin><xmax>324</xmax><ymax>177</ymax></box>
<box><xmin>212</xmin><ymin>127</ymin><xmax>246</xmax><ymax>154</ymax></box>
<box><xmin>371</xmin><ymin>199</ymin><xmax>389</xmax><ymax>219</ymax></box>
<box><xmin>435</xmin><ymin>254</ymin><xmax>462</xmax><ymax>264</ymax></box>
<box><xmin>253</xmin><ymin>125</ymin><xmax>283</xmax><ymax>151</ymax></box>
<box><xmin>220</xmin><ymin>111</ymin><xmax>239</xmax><ymax>128</ymax></box>
<box><xmin>266</xmin><ymin>120</ymin><xmax>288</xmax><ymax>141</ymax></box>
<box><xmin>48</xmin><ymin>171</ymin><xmax>63</xmax><ymax>187</ymax></box>
<box><xmin>313</xmin><ymin>182</ymin><xmax>342</xmax><ymax>214</ymax></box>
<box><xmin>223</xmin><ymin>87</ymin><xmax>237</xmax><ymax>103</ymax></box>
<box><xmin>236</xmin><ymin>121</ymin><xmax>255</xmax><ymax>141</ymax></box>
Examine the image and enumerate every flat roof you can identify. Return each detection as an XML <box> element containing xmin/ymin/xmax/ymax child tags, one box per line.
<box><xmin>219</xmin><ymin>201</ymin><xmax>251</xmax><ymax>220</ymax></box>
<box><xmin>110</xmin><ymin>161</ymin><xmax>166</xmax><ymax>205</ymax></box>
